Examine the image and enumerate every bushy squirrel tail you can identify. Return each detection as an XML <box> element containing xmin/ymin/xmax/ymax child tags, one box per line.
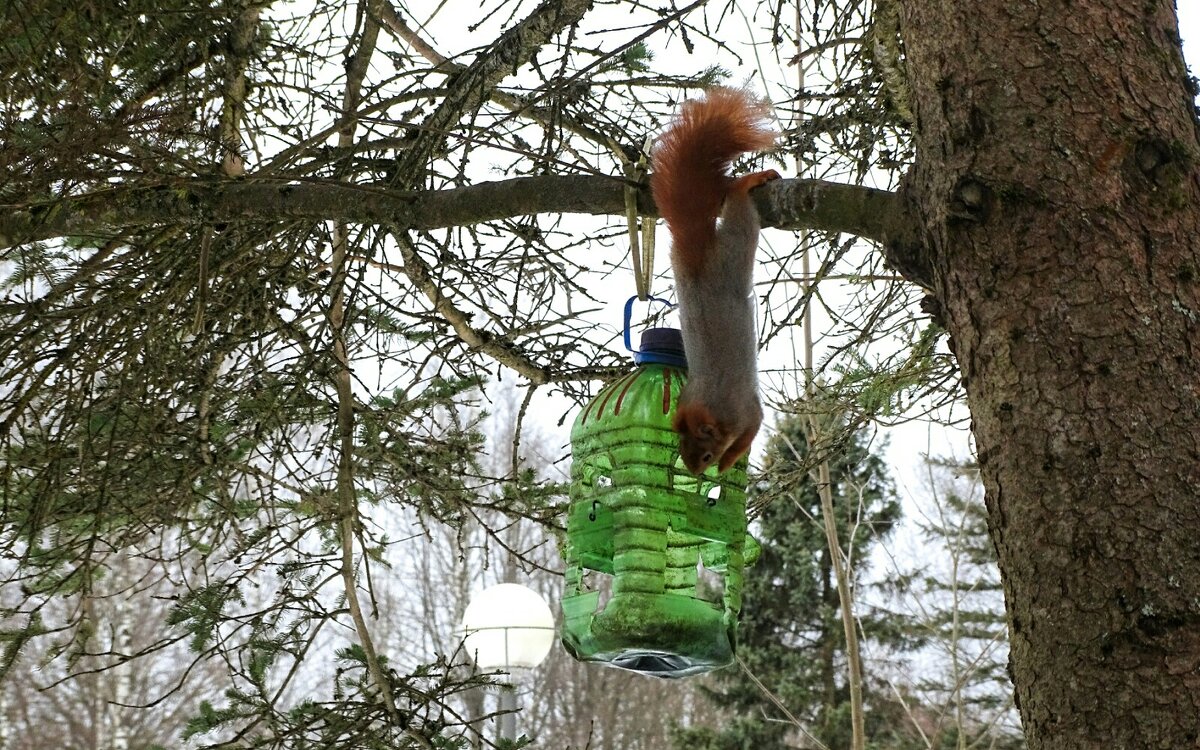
<box><xmin>650</xmin><ymin>87</ymin><xmax>777</xmax><ymax>275</ymax></box>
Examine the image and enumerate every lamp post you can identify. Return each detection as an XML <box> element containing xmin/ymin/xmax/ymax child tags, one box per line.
<box><xmin>461</xmin><ymin>583</ymin><xmax>555</xmax><ymax>742</ymax></box>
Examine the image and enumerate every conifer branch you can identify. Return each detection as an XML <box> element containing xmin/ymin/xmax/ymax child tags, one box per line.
<box><xmin>375</xmin><ymin>1</ymin><xmax>620</xmax><ymax>161</ymax></box>
<box><xmin>0</xmin><ymin>176</ymin><xmax>917</xmax><ymax>260</ymax></box>
<box><xmin>388</xmin><ymin>0</ymin><xmax>595</xmax><ymax>186</ymax></box>
<box><xmin>393</xmin><ymin>231</ymin><xmax>553</xmax><ymax>385</ymax></box>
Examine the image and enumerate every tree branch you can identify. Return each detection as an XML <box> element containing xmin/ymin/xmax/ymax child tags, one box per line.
<box><xmin>216</xmin><ymin>3</ymin><xmax>261</xmax><ymax>177</ymax></box>
<box><xmin>389</xmin><ymin>0</ymin><xmax>594</xmax><ymax>185</ymax></box>
<box><xmin>0</xmin><ymin>176</ymin><xmax>918</xmax><ymax>257</ymax></box>
<box><xmin>393</xmin><ymin>232</ymin><xmax>553</xmax><ymax>384</ymax></box>
<box><xmin>375</xmin><ymin>1</ymin><xmax>620</xmax><ymax>160</ymax></box>
<box><xmin>324</xmin><ymin>5</ymin><xmax>433</xmax><ymax>747</ymax></box>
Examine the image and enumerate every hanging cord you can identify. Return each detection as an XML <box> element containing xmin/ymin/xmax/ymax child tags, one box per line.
<box><xmin>624</xmin><ymin>135</ymin><xmax>656</xmax><ymax>301</ymax></box>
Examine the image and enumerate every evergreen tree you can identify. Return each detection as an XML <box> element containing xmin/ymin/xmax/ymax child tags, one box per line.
<box><xmin>673</xmin><ymin>416</ymin><xmax>917</xmax><ymax>749</ymax></box>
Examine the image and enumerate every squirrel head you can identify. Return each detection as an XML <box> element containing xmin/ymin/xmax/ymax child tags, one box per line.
<box><xmin>674</xmin><ymin>403</ymin><xmax>734</xmax><ymax>475</ymax></box>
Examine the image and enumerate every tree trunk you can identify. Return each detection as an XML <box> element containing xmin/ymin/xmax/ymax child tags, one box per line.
<box><xmin>897</xmin><ymin>1</ymin><xmax>1200</xmax><ymax>747</ymax></box>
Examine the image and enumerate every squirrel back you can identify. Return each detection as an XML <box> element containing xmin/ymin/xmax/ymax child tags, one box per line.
<box><xmin>650</xmin><ymin>87</ymin><xmax>776</xmax><ymax>277</ymax></box>
<box><xmin>649</xmin><ymin>87</ymin><xmax>779</xmax><ymax>475</ymax></box>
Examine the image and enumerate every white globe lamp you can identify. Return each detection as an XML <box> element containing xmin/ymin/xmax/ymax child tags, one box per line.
<box><xmin>462</xmin><ymin>583</ymin><xmax>555</xmax><ymax>670</ymax></box>
<box><xmin>461</xmin><ymin>583</ymin><xmax>555</xmax><ymax>741</ymax></box>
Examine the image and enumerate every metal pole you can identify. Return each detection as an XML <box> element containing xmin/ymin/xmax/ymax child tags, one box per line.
<box><xmin>498</xmin><ymin>683</ymin><xmax>518</xmax><ymax>742</ymax></box>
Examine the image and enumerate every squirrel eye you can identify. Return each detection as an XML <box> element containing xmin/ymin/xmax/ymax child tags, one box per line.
<box><xmin>700</xmin><ymin>451</ymin><xmax>714</xmax><ymax>464</ymax></box>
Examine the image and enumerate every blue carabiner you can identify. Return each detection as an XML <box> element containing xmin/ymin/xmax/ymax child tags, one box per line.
<box><xmin>623</xmin><ymin>295</ymin><xmax>687</xmax><ymax>368</ymax></box>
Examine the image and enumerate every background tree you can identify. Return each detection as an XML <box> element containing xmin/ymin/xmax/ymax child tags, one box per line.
<box><xmin>672</xmin><ymin>416</ymin><xmax>918</xmax><ymax>750</ymax></box>
<box><xmin>0</xmin><ymin>0</ymin><xmax>1198</xmax><ymax>748</ymax></box>
<box><xmin>0</xmin><ymin>553</ymin><xmax>230</xmax><ymax>750</ymax></box>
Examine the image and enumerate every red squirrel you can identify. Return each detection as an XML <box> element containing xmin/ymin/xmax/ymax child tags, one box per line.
<box><xmin>650</xmin><ymin>87</ymin><xmax>780</xmax><ymax>475</ymax></box>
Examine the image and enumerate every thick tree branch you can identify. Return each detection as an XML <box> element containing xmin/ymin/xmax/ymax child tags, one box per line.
<box><xmin>0</xmin><ymin>176</ymin><xmax>919</xmax><ymax>259</ymax></box>
<box><xmin>391</xmin><ymin>0</ymin><xmax>594</xmax><ymax>184</ymax></box>
<box><xmin>376</xmin><ymin>1</ymin><xmax>618</xmax><ymax>160</ymax></box>
<box><xmin>758</xmin><ymin>178</ymin><xmax>919</xmax><ymax>259</ymax></box>
<box><xmin>216</xmin><ymin>3</ymin><xmax>261</xmax><ymax>177</ymax></box>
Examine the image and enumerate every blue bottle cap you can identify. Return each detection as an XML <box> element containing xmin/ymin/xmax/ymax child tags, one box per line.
<box><xmin>635</xmin><ymin>327</ymin><xmax>687</xmax><ymax>368</ymax></box>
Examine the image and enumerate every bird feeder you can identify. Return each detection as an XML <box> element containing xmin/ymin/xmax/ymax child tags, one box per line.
<box><xmin>561</xmin><ymin>300</ymin><xmax>758</xmax><ymax>678</ymax></box>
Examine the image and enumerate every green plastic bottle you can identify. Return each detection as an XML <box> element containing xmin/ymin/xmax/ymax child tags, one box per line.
<box><xmin>562</xmin><ymin>324</ymin><xmax>759</xmax><ymax>678</ymax></box>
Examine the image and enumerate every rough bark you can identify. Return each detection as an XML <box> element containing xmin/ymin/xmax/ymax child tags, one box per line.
<box><xmin>897</xmin><ymin>1</ymin><xmax>1200</xmax><ymax>747</ymax></box>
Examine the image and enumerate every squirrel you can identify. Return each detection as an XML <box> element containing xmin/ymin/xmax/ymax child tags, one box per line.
<box><xmin>650</xmin><ymin>87</ymin><xmax>780</xmax><ymax>476</ymax></box>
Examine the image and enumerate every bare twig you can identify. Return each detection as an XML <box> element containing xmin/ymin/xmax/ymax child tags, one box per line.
<box><xmin>736</xmin><ymin>655</ymin><xmax>831</xmax><ymax>750</ymax></box>
<box><xmin>808</xmin><ymin>425</ymin><xmax>866</xmax><ymax>750</ymax></box>
<box><xmin>794</xmin><ymin>2</ymin><xmax>867</xmax><ymax>742</ymax></box>
<box><xmin>511</xmin><ymin>384</ymin><xmax>538</xmax><ymax>481</ymax></box>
